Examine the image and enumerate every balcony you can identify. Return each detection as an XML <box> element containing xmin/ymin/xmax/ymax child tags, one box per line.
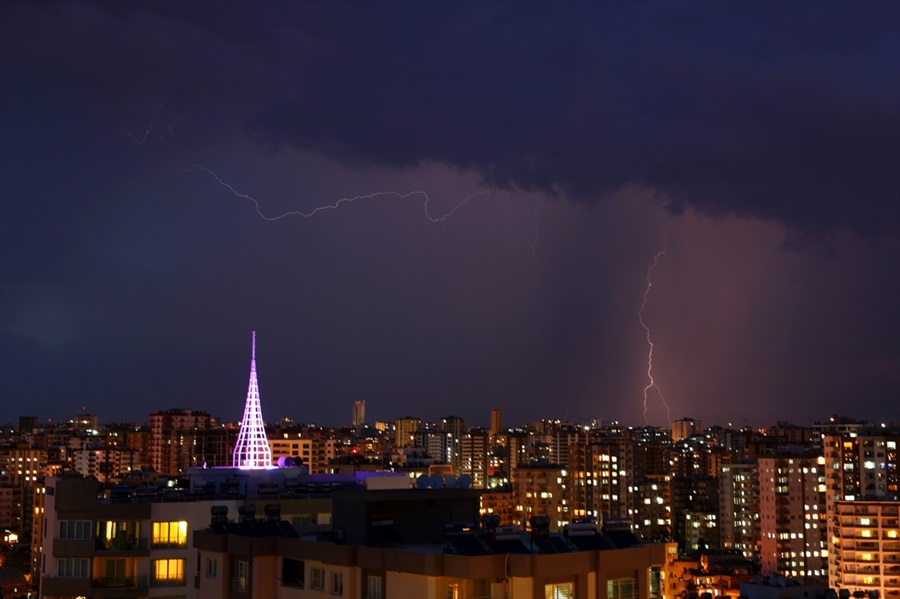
<box><xmin>94</xmin><ymin>536</ymin><xmax>149</xmax><ymax>553</ymax></box>
<box><xmin>91</xmin><ymin>575</ymin><xmax>148</xmax><ymax>589</ymax></box>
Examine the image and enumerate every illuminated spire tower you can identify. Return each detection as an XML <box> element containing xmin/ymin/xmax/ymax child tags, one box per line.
<box><xmin>232</xmin><ymin>331</ymin><xmax>273</xmax><ymax>469</ymax></box>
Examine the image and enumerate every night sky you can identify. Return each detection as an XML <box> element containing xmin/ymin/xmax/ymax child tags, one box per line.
<box><xmin>1</xmin><ymin>2</ymin><xmax>898</xmax><ymax>428</ymax></box>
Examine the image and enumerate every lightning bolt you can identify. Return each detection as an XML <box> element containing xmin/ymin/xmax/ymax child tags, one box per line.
<box><xmin>640</xmin><ymin>228</ymin><xmax>671</xmax><ymax>426</ymax></box>
<box><xmin>177</xmin><ymin>164</ymin><xmax>491</xmax><ymax>223</ymax></box>
<box><xmin>125</xmin><ymin>103</ymin><xmax>180</xmax><ymax>145</ymax></box>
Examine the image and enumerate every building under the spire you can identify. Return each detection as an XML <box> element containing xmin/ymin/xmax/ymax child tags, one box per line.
<box><xmin>232</xmin><ymin>330</ymin><xmax>273</xmax><ymax>469</ymax></box>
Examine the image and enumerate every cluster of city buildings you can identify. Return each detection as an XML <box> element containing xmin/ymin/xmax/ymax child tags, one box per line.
<box><xmin>0</xmin><ymin>334</ymin><xmax>896</xmax><ymax>598</ymax></box>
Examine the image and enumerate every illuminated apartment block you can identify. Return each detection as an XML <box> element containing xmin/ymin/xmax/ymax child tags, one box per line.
<box><xmin>758</xmin><ymin>454</ymin><xmax>827</xmax><ymax>579</ymax></box>
<box><xmin>719</xmin><ymin>462</ymin><xmax>760</xmax><ymax>558</ymax></box>
<box><xmin>460</xmin><ymin>429</ymin><xmax>489</xmax><ymax>489</ymax></box>
<box><xmin>830</xmin><ymin>500</ymin><xmax>900</xmax><ymax>599</ymax></box>
<box><xmin>672</xmin><ymin>418</ymin><xmax>702</xmax><ymax>442</ymax></box>
<box><xmin>587</xmin><ymin>440</ymin><xmax>631</xmax><ymax>524</ymax></box>
<box><xmin>39</xmin><ymin>475</ymin><xmax>227</xmax><ymax>599</ymax></box>
<box><xmin>823</xmin><ymin>429</ymin><xmax>900</xmax><ymax>596</ymax></box>
<box><xmin>632</xmin><ymin>473</ymin><xmax>672</xmax><ymax>542</ymax></box>
<box><xmin>269</xmin><ymin>436</ymin><xmax>337</xmax><ymax>474</ymax></box>
<box><xmin>514</xmin><ymin>463</ymin><xmax>569</xmax><ymax>531</ymax></box>
<box><xmin>38</xmin><ymin>472</ymin><xmax>332</xmax><ymax>599</ymax></box>
<box><xmin>147</xmin><ymin>409</ymin><xmax>212</xmax><ymax>475</ymax></box>
<box><xmin>72</xmin><ymin>446</ymin><xmax>141</xmax><ymax>482</ymax></box>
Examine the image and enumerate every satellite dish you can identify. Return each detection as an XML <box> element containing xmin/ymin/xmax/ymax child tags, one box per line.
<box><xmin>416</xmin><ymin>474</ymin><xmax>431</xmax><ymax>489</ymax></box>
<box><xmin>445</xmin><ymin>474</ymin><xmax>458</xmax><ymax>489</ymax></box>
<box><xmin>457</xmin><ymin>474</ymin><xmax>472</xmax><ymax>489</ymax></box>
<box><xmin>430</xmin><ymin>474</ymin><xmax>444</xmax><ymax>489</ymax></box>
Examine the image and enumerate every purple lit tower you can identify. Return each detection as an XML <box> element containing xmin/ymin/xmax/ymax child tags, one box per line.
<box><xmin>232</xmin><ymin>331</ymin><xmax>273</xmax><ymax>469</ymax></box>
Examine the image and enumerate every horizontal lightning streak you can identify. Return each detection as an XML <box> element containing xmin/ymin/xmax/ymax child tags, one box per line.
<box><xmin>126</xmin><ymin>103</ymin><xmax>180</xmax><ymax>145</ymax></box>
<box><xmin>179</xmin><ymin>164</ymin><xmax>490</xmax><ymax>223</ymax></box>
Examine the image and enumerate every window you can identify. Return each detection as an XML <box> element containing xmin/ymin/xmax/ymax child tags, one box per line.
<box><xmin>366</xmin><ymin>575</ymin><xmax>383</xmax><ymax>599</ymax></box>
<box><xmin>282</xmin><ymin>558</ymin><xmax>304</xmax><ymax>588</ymax></box>
<box><xmin>57</xmin><ymin>558</ymin><xmax>89</xmax><ymax>578</ymax></box>
<box><xmin>97</xmin><ymin>520</ymin><xmax>141</xmax><ymax>550</ymax></box>
<box><xmin>608</xmin><ymin>578</ymin><xmax>636</xmax><ymax>599</ymax></box>
<box><xmin>153</xmin><ymin>558</ymin><xmax>186</xmax><ymax>586</ymax></box>
<box><xmin>152</xmin><ymin>521</ymin><xmax>188</xmax><ymax>547</ymax></box>
<box><xmin>311</xmin><ymin>567</ymin><xmax>325</xmax><ymax>590</ymax></box>
<box><xmin>331</xmin><ymin>571</ymin><xmax>344</xmax><ymax>595</ymax></box>
<box><xmin>232</xmin><ymin>560</ymin><xmax>250</xmax><ymax>592</ymax></box>
<box><xmin>546</xmin><ymin>582</ymin><xmax>575</xmax><ymax>599</ymax></box>
<box><xmin>649</xmin><ymin>566</ymin><xmax>663</xmax><ymax>599</ymax></box>
<box><xmin>59</xmin><ymin>520</ymin><xmax>91</xmax><ymax>539</ymax></box>
<box><xmin>206</xmin><ymin>558</ymin><xmax>217</xmax><ymax>579</ymax></box>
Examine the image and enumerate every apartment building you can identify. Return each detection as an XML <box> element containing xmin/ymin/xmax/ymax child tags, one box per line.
<box><xmin>823</xmin><ymin>429</ymin><xmax>900</xmax><ymax>597</ymax></box>
<box><xmin>194</xmin><ymin>487</ymin><xmax>679</xmax><ymax>599</ymax></box>
<box><xmin>719</xmin><ymin>462</ymin><xmax>760</xmax><ymax>558</ymax></box>
<box><xmin>38</xmin><ymin>470</ymin><xmax>333</xmax><ymax>599</ymax></box>
<box><xmin>829</xmin><ymin>500</ymin><xmax>900</xmax><ymax>599</ymax></box>
<box><xmin>269</xmin><ymin>436</ymin><xmax>337</xmax><ymax>474</ymax></box>
<box><xmin>514</xmin><ymin>464</ymin><xmax>569</xmax><ymax>531</ymax></box>
<box><xmin>757</xmin><ymin>453</ymin><xmax>827</xmax><ymax>579</ymax></box>
<box><xmin>147</xmin><ymin>409</ymin><xmax>213</xmax><ymax>475</ymax></box>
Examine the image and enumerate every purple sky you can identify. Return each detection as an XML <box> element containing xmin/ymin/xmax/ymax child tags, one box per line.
<box><xmin>1</xmin><ymin>2</ymin><xmax>898</xmax><ymax>428</ymax></box>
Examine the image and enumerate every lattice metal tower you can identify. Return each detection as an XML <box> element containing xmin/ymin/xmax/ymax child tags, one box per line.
<box><xmin>232</xmin><ymin>331</ymin><xmax>273</xmax><ymax>468</ymax></box>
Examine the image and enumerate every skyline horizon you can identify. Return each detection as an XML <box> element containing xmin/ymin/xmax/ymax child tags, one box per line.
<box><xmin>6</xmin><ymin>402</ymin><xmax>892</xmax><ymax>433</ymax></box>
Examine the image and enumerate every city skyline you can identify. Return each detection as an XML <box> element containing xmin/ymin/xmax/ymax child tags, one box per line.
<box><xmin>1</xmin><ymin>2</ymin><xmax>898</xmax><ymax>427</ymax></box>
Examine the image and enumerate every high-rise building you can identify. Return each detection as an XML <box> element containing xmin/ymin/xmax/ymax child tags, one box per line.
<box><xmin>460</xmin><ymin>429</ymin><xmax>489</xmax><ymax>489</ymax></box>
<box><xmin>672</xmin><ymin>418</ymin><xmax>702</xmax><ymax>442</ymax></box>
<box><xmin>439</xmin><ymin>415</ymin><xmax>465</xmax><ymax>471</ymax></box>
<box><xmin>582</xmin><ymin>439</ymin><xmax>631</xmax><ymax>524</ymax></box>
<box><xmin>830</xmin><ymin>500</ymin><xmax>899</xmax><ymax>596</ymax></box>
<box><xmin>232</xmin><ymin>331</ymin><xmax>272</xmax><ymax>469</ymax></box>
<box><xmin>413</xmin><ymin>428</ymin><xmax>450</xmax><ymax>464</ymax></box>
<box><xmin>823</xmin><ymin>428</ymin><xmax>900</xmax><ymax>596</ymax></box>
<box><xmin>718</xmin><ymin>462</ymin><xmax>760</xmax><ymax>558</ymax></box>
<box><xmin>148</xmin><ymin>409</ymin><xmax>212</xmax><ymax>475</ymax></box>
<box><xmin>513</xmin><ymin>463</ymin><xmax>569</xmax><ymax>531</ymax></box>
<box><xmin>394</xmin><ymin>417</ymin><xmax>421</xmax><ymax>449</ymax></box>
<box><xmin>490</xmin><ymin>409</ymin><xmax>502</xmax><ymax>436</ymax></box>
<box><xmin>352</xmin><ymin>401</ymin><xmax>366</xmax><ymax>428</ymax></box>
<box><xmin>758</xmin><ymin>453</ymin><xmax>827</xmax><ymax>579</ymax></box>
<box><xmin>670</xmin><ymin>474</ymin><xmax>720</xmax><ymax>552</ymax></box>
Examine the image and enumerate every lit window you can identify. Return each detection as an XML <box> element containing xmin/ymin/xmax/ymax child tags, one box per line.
<box><xmin>152</xmin><ymin>521</ymin><xmax>188</xmax><ymax>547</ymax></box>
<box><xmin>232</xmin><ymin>559</ymin><xmax>250</xmax><ymax>592</ymax></box>
<box><xmin>608</xmin><ymin>577</ymin><xmax>636</xmax><ymax>599</ymax></box>
<box><xmin>547</xmin><ymin>581</ymin><xmax>576</xmax><ymax>599</ymax></box>
<box><xmin>153</xmin><ymin>558</ymin><xmax>185</xmax><ymax>586</ymax></box>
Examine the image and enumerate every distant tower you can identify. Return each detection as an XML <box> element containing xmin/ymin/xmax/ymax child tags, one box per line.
<box><xmin>232</xmin><ymin>331</ymin><xmax>272</xmax><ymax>469</ymax></box>
<box><xmin>352</xmin><ymin>401</ymin><xmax>366</xmax><ymax>428</ymax></box>
<box><xmin>490</xmin><ymin>409</ymin><xmax>502</xmax><ymax>436</ymax></box>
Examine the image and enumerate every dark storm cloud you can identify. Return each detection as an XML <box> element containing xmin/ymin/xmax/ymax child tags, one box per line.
<box><xmin>1</xmin><ymin>1</ymin><xmax>898</xmax><ymax>427</ymax></box>
<box><xmin>3</xmin><ymin>2</ymin><xmax>897</xmax><ymax>237</ymax></box>
<box><xmin>247</xmin><ymin>2</ymin><xmax>900</xmax><ymax>237</ymax></box>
